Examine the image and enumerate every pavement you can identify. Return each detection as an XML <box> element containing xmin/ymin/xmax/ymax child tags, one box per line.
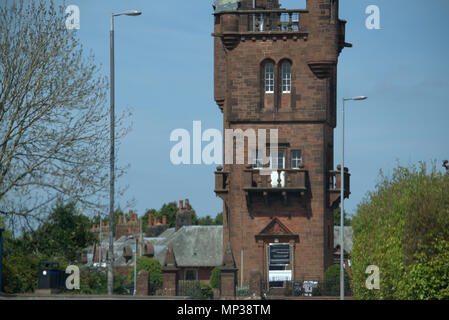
<box><xmin>0</xmin><ymin>292</ymin><xmax>189</xmax><ymax>300</ymax></box>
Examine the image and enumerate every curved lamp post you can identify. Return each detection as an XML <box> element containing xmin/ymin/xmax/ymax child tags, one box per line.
<box><xmin>108</xmin><ymin>9</ymin><xmax>142</xmax><ymax>296</ymax></box>
<box><xmin>340</xmin><ymin>96</ymin><xmax>367</xmax><ymax>300</ymax></box>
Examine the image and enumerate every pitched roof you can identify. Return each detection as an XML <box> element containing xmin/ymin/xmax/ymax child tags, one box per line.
<box><xmin>155</xmin><ymin>226</ymin><xmax>223</xmax><ymax>267</ymax></box>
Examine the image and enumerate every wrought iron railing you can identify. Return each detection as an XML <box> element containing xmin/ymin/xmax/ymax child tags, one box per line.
<box><xmin>328</xmin><ymin>166</ymin><xmax>350</xmax><ymax>197</ymax></box>
<box><xmin>216</xmin><ymin>9</ymin><xmax>307</xmax><ymax>33</ymax></box>
<box><xmin>244</xmin><ymin>168</ymin><xmax>308</xmax><ymax>190</ymax></box>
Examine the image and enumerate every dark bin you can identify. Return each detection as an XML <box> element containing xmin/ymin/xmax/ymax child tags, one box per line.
<box><xmin>38</xmin><ymin>261</ymin><xmax>67</xmax><ymax>290</ymax></box>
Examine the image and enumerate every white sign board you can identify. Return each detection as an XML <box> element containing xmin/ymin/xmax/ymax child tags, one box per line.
<box><xmin>269</xmin><ymin>270</ymin><xmax>292</xmax><ymax>282</ymax></box>
<box><xmin>303</xmin><ymin>281</ymin><xmax>318</xmax><ymax>296</ymax></box>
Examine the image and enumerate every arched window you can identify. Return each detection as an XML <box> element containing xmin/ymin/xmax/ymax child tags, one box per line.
<box><xmin>282</xmin><ymin>61</ymin><xmax>291</xmax><ymax>93</ymax></box>
<box><xmin>264</xmin><ymin>62</ymin><xmax>274</xmax><ymax>93</ymax></box>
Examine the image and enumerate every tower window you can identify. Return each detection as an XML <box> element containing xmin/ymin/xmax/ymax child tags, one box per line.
<box><xmin>290</xmin><ymin>150</ymin><xmax>302</xmax><ymax>169</ymax></box>
<box><xmin>265</xmin><ymin>62</ymin><xmax>274</xmax><ymax>93</ymax></box>
<box><xmin>282</xmin><ymin>62</ymin><xmax>291</xmax><ymax>93</ymax></box>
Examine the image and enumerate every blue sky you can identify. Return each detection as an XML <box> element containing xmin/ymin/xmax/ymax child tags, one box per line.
<box><xmin>65</xmin><ymin>0</ymin><xmax>449</xmax><ymax>218</ymax></box>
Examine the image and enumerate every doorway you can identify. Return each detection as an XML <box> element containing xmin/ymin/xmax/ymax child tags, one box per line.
<box><xmin>270</xmin><ymin>151</ymin><xmax>285</xmax><ymax>187</ymax></box>
<box><xmin>268</xmin><ymin>243</ymin><xmax>291</xmax><ymax>288</ymax></box>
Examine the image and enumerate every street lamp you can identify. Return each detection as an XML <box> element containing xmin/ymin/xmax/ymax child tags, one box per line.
<box><xmin>340</xmin><ymin>95</ymin><xmax>367</xmax><ymax>300</ymax></box>
<box><xmin>108</xmin><ymin>9</ymin><xmax>142</xmax><ymax>296</ymax></box>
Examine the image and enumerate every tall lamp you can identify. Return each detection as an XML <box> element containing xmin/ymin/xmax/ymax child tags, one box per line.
<box><xmin>340</xmin><ymin>96</ymin><xmax>367</xmax><ymax>300</ymax></box>
<box><xmin>108</xmin><ymin>9</ymin><xmax>142</xmax><ymax>295</ymax></box>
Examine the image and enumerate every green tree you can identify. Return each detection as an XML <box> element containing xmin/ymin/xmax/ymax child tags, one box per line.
<box><xmin>31</xmin><ymin>201</ymin><xmax>96</xmax><ymax>263</ymax></box>
<box><xmin>197</xmin><ymin>213</ymin><xmax>223</xmax><ymax>226</ymax></box>
<box><xmin>351</xmin><ymin>162</ymin><xmax>449</xmax><ymax>300</ymax></box>
<box><xmin>397</xmin><ymin>239</ymin><xmax>449</xmax><ymax>300</ymax></box>
<box><xmin>323</xmin><ymin>264</ymin><xmax>351</xmax><ymax>296</ymax></box>
<box><xmin>200</xmin><ymin>282</ymin><xmax>214</xmax><ymax>300</ymax></box>
<box><xmin>197</xmin><ymin>215</ymin><xmax>214</xmax><ymax>226</ymax></box>
<box><xmin>210</xmin><ymin>266</ymin><xmax>221</xmax><ymax>289</ymax></box>
<box><xmin>78</xmin><ymin>267</ymin><xmax>127</xmax><ymax>295</ymax></box>
<box><xmin>333</xmin><ymin>207</ymin><xmax>351</xmax><ymax>226</ymax></box>
<box><xmin>0</xmin><ymin>0</ymin><xmax>130</xmax><ymax>223</ymax></box>
<box><xmin>141</xmin><ymin>201</ymin><xmax>201</xmax><ymax>230</ymax></box>
<box><xmin>128</xmin><ymin>256</ymin><xmax>162</xmax><ymax>295</ymax></box>
<box><xmin>2</xmin><ymin>200</ymin><xmax>96</xmax><ymax>293</ymax></box>
<box><xmin>158</xmin><ymin>202</ymin><xmax>179</xmax><ymax>227</ymax></box>
<box><xmin>2</xmin><ymin>253</ymin><xmax>40</xmax><ymax>293</ymax></box>
<box><xmin>214</xmin><ymin>213</ymin><xmax>223</xmax><ymax>225</ymax></box>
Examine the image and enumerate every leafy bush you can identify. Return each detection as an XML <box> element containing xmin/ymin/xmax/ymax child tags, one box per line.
<box><xmin>396</xmin><ymin>240</ymin><xmax>449</xmax><ymax>300</ymax></box>
<box><xmin>323</xmin><ymin>264</ymin><xmax>350</xmax><ymax>296</ymax></box>
<box><xmin>30</xmin><ymin>201</ymin><xmax>96</xmax><ymax>263</ymax></box>
<box><xmin>312</xmin><ymin>285</ymin><xmax>322</xmax><ymax>296</ymax></box>
<box><xmin>79</xmin><ymin>267</ymin><xmax>127</xmax><ymax>295</ymax></box>
<box><xmin>200</xmin><ymin>283</ymin><xmax>214</xmax><ymax>300</ymax></box>
<box><xmin>351</xmin><ymin>162</ymin><xmax>449</xmax><ymax>299</ymax></box>
<box><xmin>128</xmin><ymin>256</ymin><xmax>162</xmax><ymax>295</ymax></box>
<box><xmin>210</xmin><ymin>266</ymin><xmax>221</xmax><ymax>289</ymax></box>
<box><xmin>2</xmin><ymin>254</ymin><xmax>40</xmax><ymax>293</ymax></box>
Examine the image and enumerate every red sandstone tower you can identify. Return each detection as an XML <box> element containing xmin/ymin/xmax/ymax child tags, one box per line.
<box><xmin>213</xmin><ymin>0</ymin><xmax>351</xmax><ymax>290</ymax></box>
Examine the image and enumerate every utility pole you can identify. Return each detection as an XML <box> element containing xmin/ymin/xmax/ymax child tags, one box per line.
<box><xmin>99</xmin><ymin>215</ymin><xmax>102</xmax><ymax>265</ymax></box>
<box><xmin>134</xmin><ymin>237</ymin><xmax>138</xmax><ymax>296</ymax></box>
<box><xmin>108</xmin><ymin>9</ymin><xmax>142</xmax><ymax>295</ymax></box>
<box><xmin>340</xmin><ymin>96</ymin><xmax>367</xmax><ymax>300</ymax></box>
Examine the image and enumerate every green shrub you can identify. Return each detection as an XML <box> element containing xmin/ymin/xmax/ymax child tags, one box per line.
<box><xmin>396</xmin><ymin>239</ymin><xmax>449</xmax><ymax>300</ymax></box>
<box><xmin>351</xmin><ymin>162</ymin><xmax>449</xmax><ymax>300</ymax></box>
<box><xmin>79</xmin><ymin>267</ymin><xmax>127</xmax><ymax>295</ymax></box>
<box><xmin>2</xmin><ymin>254</ymin><xmax>40</xmax><ymax>293</ymax></box>
<box><xmin>200</xmin><ymin>283</ymin><xmax>214</xmax><ymax>300</ymax></box>
<box><xmin>128</xmin><ymin>256</ymin><xmax>162</xmax><ymax>295</ymax></box>
<box><xmin>323</xmin><ymin>264</ymin><xmax>350</xmax><ymax>296</ymax></box>
<box><xmin>312</xmin><ymin>285</ymin><xmax>322</xmax><ymax>296</ymax></box>
<box><xmin>210</xmin><ymin>266</ymin><xmax>221</xmax><ymax>289</ymax></box>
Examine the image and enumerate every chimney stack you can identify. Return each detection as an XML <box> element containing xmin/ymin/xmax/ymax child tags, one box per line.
<box><xmin>148</xmin><ymin>214</ymin><xmax>153</xmax><ymax>226</ymax></box>
<box><xmin>162</xmin><ymin>216</ymin><xmax>167</xmax><ymax>225</ymax></box>
<box><xmin>176</xmin><ymin>199</ymin><xmax>192</xmax><ymax>231</ymax></box>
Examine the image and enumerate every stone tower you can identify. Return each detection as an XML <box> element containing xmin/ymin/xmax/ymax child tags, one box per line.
<box><xmin>213</xmin><ymin>0</ymin><xmax>351</xmax><ymax>289</ymax></box>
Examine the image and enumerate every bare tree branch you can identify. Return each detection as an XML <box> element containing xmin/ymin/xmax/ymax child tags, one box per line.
<box><xmin>0</xmin><ymin>0</ymin><xmax>131</xmax><ymax>226</ymax></box>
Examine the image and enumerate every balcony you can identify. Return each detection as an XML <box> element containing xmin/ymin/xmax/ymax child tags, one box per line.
<box><xmin>243</xmin><ymin>165</ymin><xmax>309</xmax><ymax>206</ymax></box>
<box><xmin>214</xmin><ymin>166</ymin><xmax>229</xmax><ymax>200</ymax></box>
<box><xmin>216</xmin><ymin>9</ymin><xmax>307</xmax><ymax>33</ymax></box>
<box><xmin>213</xmin><ymin>9</ymin><xmax>308</xmax><ymax>49</ymax></box>
<box><xmin>328</xmin><ymin>165</ymin><xmax>351</xmax><ymax>209</ymax></box>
